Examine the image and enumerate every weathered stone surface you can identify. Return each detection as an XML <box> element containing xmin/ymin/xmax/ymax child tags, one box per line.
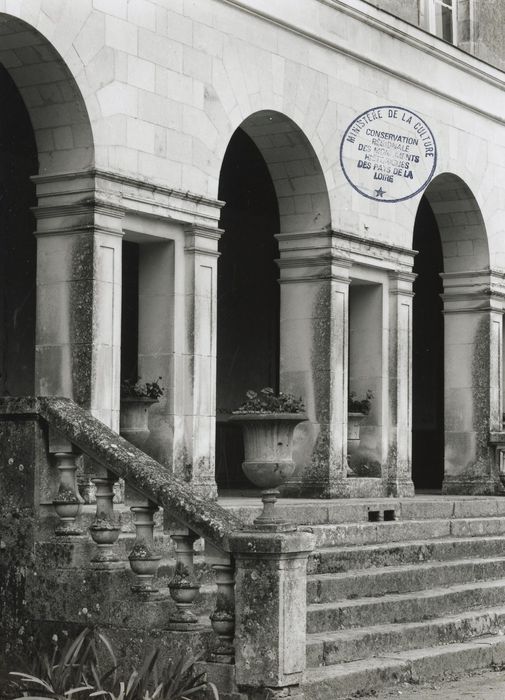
<box><xmin>0</xmin><ymin>414</ymin><xmax>44</xmax><ymax>673</ymax></box>
<box><xmin>229</xmin><ymin>529</ymin><xmax>314</xmax><ymax>689</ymax></box>
<box><xmin>302</xmin><ymin>637</ymin><xmax>505</xmax><ymax>699</ymax></box>
<box><xmin>307</xmin><ymin>578</ymin><xmax>505</xmax><ymax>634</ymax></box>
<box><xmin>310</xmin><ymin>535</ymin><xmax>505</xmax><ymax>574</ymax></box>
<box><xmin>307</xmin><ymin>557</ymin><xmax>505</xmax><ymax>603</ymax></box>
<box><xmin>307</xmin><ymin>606</ymin><xmax>505</xmax><ymax>665</ymax></box>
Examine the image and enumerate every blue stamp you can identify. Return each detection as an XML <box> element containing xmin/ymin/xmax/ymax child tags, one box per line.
<box><xmin>340</xmin><ymin>106</ymin><xmax>437</xmax><ymax>203</ymax></box>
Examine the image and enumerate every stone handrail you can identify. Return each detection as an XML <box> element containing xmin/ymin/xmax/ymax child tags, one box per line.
<box><xmin>8</xmin><ymin>395</ymin><xmax>244</xmax><ymax>551</ymax></box>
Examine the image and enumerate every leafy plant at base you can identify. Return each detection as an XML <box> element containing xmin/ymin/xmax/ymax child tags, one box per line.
<box><xmin>234</xmin><ymin>387</ymin><xmax>305</xmax><ymax>414</ymax></box>
<box><xmin>90</xmin><ymin>649</ymin><xmax>218</xmax><ymax>700</ymax></box>
<box><xmin>9</xmin><ymin>627</ymin><xmax>117</xmax><ymax>700</ymax></box>
<box><xmin>8</xmin><ymin>629</ymin><xmax>218</xmax><ymax>700</ymax></box>
<box><xmin>120</xmin><ymin>377</ymin><xmax>164</xmax><ymax>401</ymax></box>
<box><xmin>348</xmin><ymin>389</ymin><xmax>374</xmax><ymax>415</ymax></box>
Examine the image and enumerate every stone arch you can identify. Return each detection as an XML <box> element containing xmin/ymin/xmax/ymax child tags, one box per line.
<box><xmin>215</xmin><ymin>109</ymin><xmax>332</xmax><ymax>492</ymax></box>
<box><xmin>226</xmin><ymin>109</ymin><xmax>331</xmax><ymax>234</ymax></box>
<box><xmin>412</xmin><ymin>172</ymin><xmax>498</xmax><ymax>494</ymax></box>
<box><xmin>421</xmin><ymin>172</ymin><xmax>489</xmax><ymax>273</ymax></box>
<box><xmin>0</xmin><ymin>13</ymin><xmax>94</xmax><ymax>174</ymax></box>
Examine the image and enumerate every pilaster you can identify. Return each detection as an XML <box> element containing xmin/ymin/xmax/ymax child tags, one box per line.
<box><xmin>277</xmin><ymin>230</ymin><xmax>351</xmax><ymax>497</ymax></box>
<box><xmin>229</xmin><ymin>529</ymin><xmax>315</xmax><ymax>694</ymax></box>
<box><xmin>180</xmin><ymin>224</ymin><xmax>222</xmax><ymax>499</ymax></box>
<box><xmin>441</xmin><ymin>270</ymin><xmax>505</xmax><ymax>495</ymax></box>
<box><xmin>387</xmin><ymin>271</ymin><xmax>416</xmax><ymax>496</ymax></box>
<box><xmin>33</xmin><ymin>171</ymin><xmax>124</xmax><ymax>430</ymax></box>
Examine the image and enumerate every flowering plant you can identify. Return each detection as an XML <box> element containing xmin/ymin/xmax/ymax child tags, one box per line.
<box><xmin>234</xmin><ymin>387</ymin><xmax>305</xmax><ymax>414</ymax></box>
<box><xmin>120</xmin><ymin>377</ymin><xmax>164</xmax><ymax>400</ymax></box>
<box><xmin>348</xmin><ymin>389</ymin><xmax>374</xmax><ymax>415</ymax></box>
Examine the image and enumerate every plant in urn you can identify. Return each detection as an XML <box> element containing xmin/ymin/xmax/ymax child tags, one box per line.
<box><xmin>230</xmin><ymin>388</ymin><xmax>306</xmax><ymax>531</ymax></box>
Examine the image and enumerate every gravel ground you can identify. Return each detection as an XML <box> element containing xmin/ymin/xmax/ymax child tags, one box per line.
<box><xmin>358</xmin><ymin>666</ymin><xmax>505</xmax><ymax>699</ymax></box>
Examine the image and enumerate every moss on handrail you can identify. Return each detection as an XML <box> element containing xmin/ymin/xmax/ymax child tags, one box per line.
<box><xmin>33</xmin><ymin>396</ymin><xmax>244</xmax><ymax>550</ymax></box>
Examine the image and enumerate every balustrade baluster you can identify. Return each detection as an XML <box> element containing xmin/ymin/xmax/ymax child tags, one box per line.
<box><xmin>210</xmin><ymin>561</ymin><xmax>235</xmax><ymax>663</ymax></box>
<box><xmin>89</xmin><ymin>476</ymin><xmax>121</xmax><ymax>568</ymax></box>
<box><xmin>168</xmin><ymin>530</ymin><xmax>200</xmax><ymax>628</ymax></box>
<box><xmin>128</xmin><ymin>503</ymin><xmax>161</xmax><ymax>593</ymax></box>
<box><xmin>52</xmin><ymin>451</ymin><xmax>83</xmax><ymax>536</ymax></box>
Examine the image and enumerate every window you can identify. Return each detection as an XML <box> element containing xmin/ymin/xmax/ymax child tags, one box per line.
<box><xmin>421</xmin><ymin>0</ymin><xmax>458</xmax><ymax>44</ymax></box>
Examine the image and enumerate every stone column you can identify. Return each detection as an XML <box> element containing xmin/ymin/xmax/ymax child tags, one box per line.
<box><xmin>276</xmin><ymin>231</ymin><xmax>351</xmax><ymax>498</ymax></box>
<box><xmin>442</xmin><ymin>271</ymin><xmax>504</xmax><ymax>494</ymax></box>
<box><xmin>180</xmin><ymin>224</ymin><xmax>221</xmax><ymax>499</ymax></box>
<box><xmin>387</xmin><ymin>271</ymin><xmax>416</xmax><ymax>496</ymax></box>
<box><xmin>33</xmin><ymin>172</ymin><xmax>124</xmax><ymax>430</ymax></box>
<box><xmin>229</xmin><ymin>529</ymin><xmax>315</xmax><ymax>696</ymax></box>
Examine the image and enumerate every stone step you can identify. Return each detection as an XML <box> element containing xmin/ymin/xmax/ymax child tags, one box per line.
<box><xmin>302</xmin><ymin>635</ymin><xmax>505</xmax><ymax>700</ymax></box>
<box><xmin>307</xmin><ymin>556</ymin><xmax>505</xmax><ymax>602</ymax></box>
<box><xmin>309</xmin><ymin>535</ymin><xmax>505</xmax><ymax>574</ymax></box>
<box><xmin>306</xmin><ymin>577</ymin><xmax>505</xmax><ymax>633</ymax></box>
<box><xmin>220</xmin><ymin>496</ymin><xmax>505</xmax><ymax>526</ymax></box>
<box><xmin>309</xmin><ymin>517</ymin><xmax>505</xmax><ymax>548</ymax></box>
<box><xmin>306</xmin><ymin>604</ymin><xmax>505</xmax><ymax>666</ymax></box>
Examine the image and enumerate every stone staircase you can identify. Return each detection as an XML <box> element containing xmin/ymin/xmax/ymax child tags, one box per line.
<box><xmin>224</xmin><ymin>496</ymin><xmax>505</xmax><ymax>699</ymax></box>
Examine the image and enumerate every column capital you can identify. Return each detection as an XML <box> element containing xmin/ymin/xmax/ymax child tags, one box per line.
<box><xmin>441</xmin><ymin>268</ymin><xmax>505</xmax><ymax>313</ymax></box>
<box><xmin>184</xmin><ymin>223</ymin><xmax>223</xmax><ymax>257</ymax></box>
<box><xmin>277</xmin><ymin>252</ymin><xmax>352</xmax><ymax>284</ymax></box>
<box><xmin>32</xmin><ymin>170</ymin><xmax>125</xmax><ymax>238</ymax></box>
<box><xmin>388</xmin><ymin>270</ymin><xmax>416</xmax><ymax>296</ymax></box>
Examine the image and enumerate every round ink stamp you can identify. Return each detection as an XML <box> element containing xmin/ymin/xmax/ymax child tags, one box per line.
<box><xmin>340</xmin><ymin>106</ymin><xmax>437</xmax><ymax>203</ymax></box>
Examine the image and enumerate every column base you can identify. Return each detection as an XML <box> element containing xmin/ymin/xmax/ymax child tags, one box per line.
<box><xmin>387</xmin><ymin>479</ymin><xmax>415</xmax><ymax>497</ymax></box>
<box><xmin>442</xmin><ymin>476</ymin><xmax>504</xmax><ymax>495</ymax></box>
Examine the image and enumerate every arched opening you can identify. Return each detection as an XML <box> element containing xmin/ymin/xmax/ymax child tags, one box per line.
<box><xmin>412</xmin><ymin>197</ymin><xmax>444</xmax><ymax>490</ymax></box>
<box><xmin>0</xmin><ymin>65</ymin><xmax>38</xmax><ymax>395</ymax></box>
<box><xmin>412</xmin><ymin>173</ymin><xmax>490</xmax><ymax>492</ymax></box>
<box><xmin>216</xmin><ymin>128</ymin><xmax>280</xmax><ymax>490</ymax></box>
<box><xmin>0</xmin><ymin>13</ymin><xmax>94</xmax><ymax>401</ymax></box>
<box><xmin>215</xmin><ymin>110</ymin><xmax>331</xmax><ymax>493</ymax></box>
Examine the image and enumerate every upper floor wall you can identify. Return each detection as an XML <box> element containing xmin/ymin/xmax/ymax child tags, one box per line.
<box><xmin>372</xmin><ymin>0</ymin><xmax>505</xmax><ymax>71</ymax></box>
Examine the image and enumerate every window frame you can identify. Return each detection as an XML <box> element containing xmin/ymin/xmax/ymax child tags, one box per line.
<box><xmin>421</xmin><ymin>0</ymin><xmax>458</xmax><ymax>45</ymax></box>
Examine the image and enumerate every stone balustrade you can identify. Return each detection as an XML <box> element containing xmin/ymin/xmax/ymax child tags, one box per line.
<box><xmin>0</xmin><ymin>396</ymin><xmax>315</xmax><ymax>700</ymax></box>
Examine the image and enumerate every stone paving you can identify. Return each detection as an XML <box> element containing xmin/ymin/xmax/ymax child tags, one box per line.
<box><xmin>360</xmin><ymin>667</ymin><xmax>505</xmax><ymax>699</ymax></box>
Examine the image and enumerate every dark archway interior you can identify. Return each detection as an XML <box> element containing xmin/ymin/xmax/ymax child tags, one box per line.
<box><xmin>216</xmin><ymin>127</ymin><xmax>280</xmax><ymax>490</ymax></box>
<box><xmin>412</xmin><ymin>196</ymin><xmax>444</xmax><ymax>491</ymax></box>
<box><xmin>0</xmin><ymin>65</ymin><xmax>38</xmax><ymax>396</ymax></box>
<box><xmin>121</xmin><ymin>241</ymin><xmax>140</xmax><ymax>384</ymax></box>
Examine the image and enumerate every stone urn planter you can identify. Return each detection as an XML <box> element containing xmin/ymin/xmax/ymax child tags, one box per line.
<box><xmin>119</xmin><ymin>397</ymin><xmax>158</xmax><ymax>450</ymax></box>
<box><xmin>120</xmin><ymin>376</ymin><xmax>164</xmax><ymax>449</ymax></box>
<box><xmin>230</xmin><ymin>388</ymin><xmax>306</xmax><ymax>530</ymax></box>
<box><xmin>230</xmin><ymin>410</ymin><xmax>306</xmax><ymax>530</ymax></box>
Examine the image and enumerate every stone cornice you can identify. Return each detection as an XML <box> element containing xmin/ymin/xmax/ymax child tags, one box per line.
<box><xmin>32</xmin><ymin>169</ymin><xmax>224</xmax><ymax>229</ymax></box>
<box><xmin>32</xmin><ymin>169</ymin><xmax>224</xmax><ymax>209</ymax></box>
<box><xmin>220</xmin><ymin>0</ymin><xmax>505</xmax><ymax>127</ymax></box>
<box><xmin>276</xmin><ymin>229</ymin><xmax>415</xmax><ymax>258</ymax></box>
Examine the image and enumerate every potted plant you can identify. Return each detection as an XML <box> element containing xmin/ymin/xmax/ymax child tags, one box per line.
<box><xmin>120</xmin><ymin>377</ymin><xmax>164</xmax><ymax>449</ymax></box>
<box><xmin>347</xmin><ymin>389</ymin><xmax>374</xmax><ymax>471</ymax></box>
<box><xmin>230</xmin><ymin>387</ymin><xmax>306</xmax><ymax>530</ymax></box>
